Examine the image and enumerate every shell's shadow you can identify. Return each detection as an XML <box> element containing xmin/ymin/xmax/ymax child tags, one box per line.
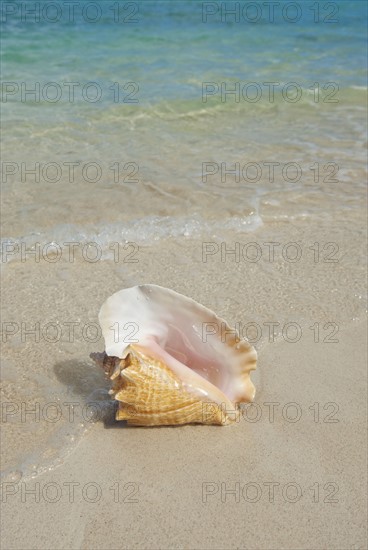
<box><xmin>53</xmin><ymin>359</ymin><xmax>127</xmax><ymax>429</ymax></box>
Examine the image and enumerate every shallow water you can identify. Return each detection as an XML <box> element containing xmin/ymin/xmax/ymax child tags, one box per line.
<box><xmin>1</xmin><ymin>0</ymin><xmax>367</xmax><ymax>242</ymax></box>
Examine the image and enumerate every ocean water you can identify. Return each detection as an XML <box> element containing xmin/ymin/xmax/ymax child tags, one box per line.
<box><xmin>1</xmin><ymin>0</ymin><xmax>367</xmax><ymax>243</ymax></box>
<box><xmin>1</xmin><ymin>1</ymin><xmax>367</xmax><ymax>480</ymax></box>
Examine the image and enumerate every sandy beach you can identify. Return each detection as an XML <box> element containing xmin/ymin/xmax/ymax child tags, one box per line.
<box><xmin>1</xmin><ymin>314</ymin><xmax>367</xmax><ymax>549</ymax></box>
<box><xmin>1</xmin><ymin>0</ymin><xmax>367</xmax><ymax>548</ymax></box>
<box><xmin>1</xmin><ymin>216</ymin><xmax>367</xmax><ymax>548</ymax></box>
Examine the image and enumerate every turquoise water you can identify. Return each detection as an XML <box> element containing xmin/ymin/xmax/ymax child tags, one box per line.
<box><xmin>2</xmin><ymin>1</ymin><xmax>367</xmax><ymax>97</ymax></box>
<box><xmin>1</xmin><ymin>0</ymin><xmax>367</xmax><ymax>242</ymax></box>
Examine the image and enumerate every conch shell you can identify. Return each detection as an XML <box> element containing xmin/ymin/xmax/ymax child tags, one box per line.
<box><xmin>93</xmin><ymin>285</ymin><xmax>257</xmax><ymax>426</ymax></box>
